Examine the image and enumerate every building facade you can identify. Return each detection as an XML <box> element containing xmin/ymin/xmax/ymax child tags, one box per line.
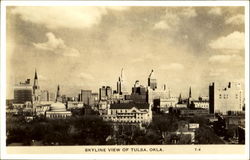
<box><xmin>13</xmin><ymin>79</ymin><xmax>33</xmax><ymax>104</ymax></box>
<box><xmin>103</xmin><ymin>102</ymin><xmax>152</xmax><ymax>124</ymax></box>
<box><xmin>209</xmin><ymin>82</ymin><xmax>244</xmax><ymax>114</ymax></box>
<box><xmin>81</xmin><ymin>90</ymin><xmax>92</xmax><ymax>105</ymax></box>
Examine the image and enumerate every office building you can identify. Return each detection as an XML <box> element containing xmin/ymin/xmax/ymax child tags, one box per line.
<box><xmin>148</xmin><ymin>70</ymin><xmax>157</xmax><ymax>90</ymax></box>
<box><xmin>209</xmin><ymin>82</ymin><xmax>243</xmax><ymax>114</ymax></box>
<box><xmin>81</xmin><ymin>90</ymin><xmax>92</xmax><ymax>105</ymax></box>
<box><xmin>130</xmin><ymin>80</ymin><xmax>147</xmax><ymax>103</ymax></box>
<box><xmin>117</xmin><ymin>68</ymin><xmax>129</xmax><ymax>95</ymax></box>
<box><xmin>13</xmin><ymin>79</ymin><xmax>33</xmax><ymax>104</ymax></box>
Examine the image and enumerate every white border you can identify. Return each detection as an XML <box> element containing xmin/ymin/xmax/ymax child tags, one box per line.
<box><xmin>1</xmin><ymin>1</ymin><xmax>249</xmax><ymax>160</ymax></box>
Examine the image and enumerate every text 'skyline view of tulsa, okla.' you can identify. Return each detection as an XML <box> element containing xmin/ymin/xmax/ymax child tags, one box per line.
<box><xmin>6</xmin><ymin>6</ymin><xmax>245</xmax><ymax>146</ymax></box>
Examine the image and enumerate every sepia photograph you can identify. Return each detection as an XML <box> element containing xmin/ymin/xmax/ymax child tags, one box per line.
<box><xmin>0</xmin><ymin>1</ymin><xmax>249</xmax><ymax>159</ymax></box>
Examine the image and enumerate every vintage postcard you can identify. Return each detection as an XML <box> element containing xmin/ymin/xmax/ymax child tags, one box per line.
<box><xmin>0</xmin><ymin>1</ymin><xmax>249</xmax><ymax>159</ymax></box>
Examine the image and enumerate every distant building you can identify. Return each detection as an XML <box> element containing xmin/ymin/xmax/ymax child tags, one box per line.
<box><xmin>148</xmin><ymin>70</ymin><xmax>157</xmax><ymax>90</ymax></box>
<box><xmin>103</xmin><ymin>102</ymin><xmax>152</xmax><ymax>124</ymax></box>
<box><xmin>99</xmin><ymin>86</ymin><xmax>107</xmax><ymax>100</ymax></box>
<box><xmin>13</xmin><ymin>79</ymin><xmax>33</xmax><ymax>104</ymax></box>
<box><xmin>67</xmin><ymin>101</ymin><xmax>84</xmax><ymax>109</ymax></box>
<box><xmin>147</xmin><ymin>87</ymin><xmax>169</xmax><ymax>104</ymax></box>
<box><xmin>117</xmin><ymin>68</ymin><xmax>129</xmax><ymax>95</ymax></box>
<box><xmin>130</xmin><ymin>80</ymin><xmax>147</xmax><ymax>103</ymax></box>
<box><xmin>40</xmin><ymin>90</ymin><xmax>49</xmax><ymax>102</ymax></box>
<box><xmin>48</xmin><ymin>92</ymin><xmax>56</xmax><ymax>102</ymax></box>
<box><xmin>209</xmin><ymin>82</ymin><xmax>244</xmax><ymax>114</ymax></box>
<box><xmin>46</xmin><ymin>85</ymin><xmax>71</xmax><ymax>119</ymax></box>
<box><xmin>179</xmin><ymin>108</ymin><xmax>209</xmax><ymax>117</ymax></box>
<box><xmin>89</xmin><ymin>93</ymin><xmax>99</xmax><ymax>106</ymax></box>
<box><xmin>99</xmin><ymin>86</ymin><xmax>112</xmax><ymax>101</ymax></box>
<box><xmin>81</xmin><ymin>90</ymin><xmax>92</xmax><ymax>105</ymax></box>
<box><xmin>192</xmin><ymin>97</ymin><xmax>209</xmax><ymax>110</ymax></box>
<box><xmin>33</xmin><ymin>69</ymin><xmax>41</xmax><ymax>102</ymax></box>
<box><xmin>160</xmin><ymin>97</ymin><xmax>179</xmax><ymax>108</ymax></box>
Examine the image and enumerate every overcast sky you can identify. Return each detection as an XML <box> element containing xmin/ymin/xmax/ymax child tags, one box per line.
<box><xmin>6</xmin><ymin>6</ymin><xmax>245</xmax><ymax>99</ymax></box>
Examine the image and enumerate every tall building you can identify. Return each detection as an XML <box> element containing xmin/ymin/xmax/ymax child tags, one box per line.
<box><xmin>13</xmin><ymin>79</ymin><xmax>33</xmax><ymax>104</ymax></box>
<box><xmin>106</xmin><ymin>86</ymin><xmax>112</xmax><ymax>99</ymax></box>
<box><xmin>99</xmin><ymin>86</ymin><xmax>112</xmax><ymax>100</ymax></box>
<box><xmin>131</xmin><ymin>80</ymin><xmax>147</xmax><ymax>103</ymax></box>
<box><xmin>33</xmin><ymin>69</ymin><xmax>41</xmax><ymax>102</ymax></box>
<box><xmin>81</xmin><ymin>90</ymin><xmax>92</xmax><ymax>105</ymax></box>
<box><xmin>117</xmin><ymin>68</ymin><xmax>128</xmax><ymax>95</ymax></box>
<box><xmin>209</xmin><ymin>82</ymin><xmax>244</xmax><ymax>114</ymax></box>
<box><xmin>99</xmin><ymin>86</ymin><xmax>107</xmax><ymax>100</ymax></box>
<box><xmin>148</xmin><ymin>70</ymin><xmax>157</xmax><ymax>90</ymax></box>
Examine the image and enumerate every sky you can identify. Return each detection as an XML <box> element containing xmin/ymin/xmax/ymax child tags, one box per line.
<box><xmin>6</xmin><ymin>6</ymin><xmax>245</xmax><ymax>99</ymax></box>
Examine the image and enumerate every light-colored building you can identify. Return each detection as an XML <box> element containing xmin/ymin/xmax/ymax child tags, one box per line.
<box><xmin>45</xmin><ymin>85</ymin><xmax>72</xmax><ymax>119</ymax></box>
<box><xmin>67</xmin><ymin>101</ymin><xmax>84</xmax><ymax>109</ymax></box>
<box><xmin>103</xmin><ymin>102</ymin><xmax>152</xmax><ymax>124</ymax></box>
<box><xmin>46</xmin><ymin>102</ymin><xmax>71</xmax><ymax>118</ymax></box>
<box><xmin>192</xmin><ymin>100</ymin><xmax>209</xmax><ymax>110</ymax></box>
<box><xmin>40</xmin><ymin>90</ymin><xmax>49</xmax><ymax>102</ymax></box>
<box><xmin>209</xmin><ymin>82</ymin><xmax>244</xmax><ymax>114</ymax></box>
<box><xmin>160</xmin><ymin>97</ymin><xmax>179</xmax><ymax>108</ymax></box>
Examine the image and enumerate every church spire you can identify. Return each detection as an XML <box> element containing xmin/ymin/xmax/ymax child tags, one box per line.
<box><xmin>34</xmin><ymin>68</ymin><xmax>38</xmax><ymax>79</ymax></box>
<box><xmin>189</xmin><ymin>86</ymin><xmax>192</xmax><ymax>98</ymax></box>
<box><xmin>56</xmin><ymin>84</ymin><xmax>61</xmax><ymax>102</ymax></box>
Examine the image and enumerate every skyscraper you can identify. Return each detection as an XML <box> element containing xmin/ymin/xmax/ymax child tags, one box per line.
<box><xmin>117</xmin><ymin>68</ymin><xmax>128</xmax><ymax>95</ymax></box>
<box><xmin>81</xmin><ymin>90</ymin><xmax>92</xmax><ymax>105</ymax></box>
<box><xmin>148</xmin><ymin>70</ymin><xmax>157</xmax><ymax>90</ymax></box>
<box><xmin>14</xmin><ymin>79</ymin><xmax>33</xmax><ymax>104</ymax></box>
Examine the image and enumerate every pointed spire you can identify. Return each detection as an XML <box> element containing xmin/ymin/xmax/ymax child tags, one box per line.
<box><xmin>56</xmin><ymin>84</ymin><xmax>61</xmax><ymax>102</ymax></box>
<box><xmin>189</xmin><ymin>86</ymin><xmax>192</xmax><ymax>98</ymax></box>
<box><xmin>178</xmin><ymin>93</ymin><xmax>182</xmax><ymax>103</ymax></box>
<box><xmin>121</xmin><ymin>68</ymin><xmax>124</xmax><ymax>80</ymax></box>
<box><xmin>34</xmin><ymin>68</ymin><xmax>38</xmax><ymax>79</ymax></box>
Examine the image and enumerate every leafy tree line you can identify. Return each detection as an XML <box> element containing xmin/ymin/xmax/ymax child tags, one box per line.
<box><xmin>6</xmin><ymin>115</ymin><xmax>112</xmax><ymax>146</ymax></box>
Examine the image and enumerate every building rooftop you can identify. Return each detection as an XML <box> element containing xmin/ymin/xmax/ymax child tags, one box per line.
<box><xmin>110</xmin><ymin>102</ymin><xmax>150</xmax><ymax>109</ymax></box>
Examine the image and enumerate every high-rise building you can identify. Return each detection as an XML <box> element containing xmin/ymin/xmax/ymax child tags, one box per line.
<box><xmin>106</xmin><ymin>86</ymin><xmax>112</xmax><ymax>99</ymax></box>
<box><xmin>131</xmin><ymin>80</ymin><xmax>147</xmax><ymax>103</ymax></box>
<box><xmin>148</xmin><ymin>70</ymin><xmax>157</xmax><ymax>90</ymax></box>
<box><xmin>33</xmin><ymin>69</ymin><xmax>41</xmax><ymax>102</ymax></box>
<box><xmin>81</xmin><ymin>90</ymin><xmax>92</xmax><ymax>105</ymax></box>
<box><xmin>209</xmin><ymin>82</ymin><xmax>244</xmax><ymax>114</ymax></box>
<box><xmin>14</xmin><ymin>79</ymin><xmax>33</xmax><ymax>104</ymax></box>
<box><xmin>99</xmin><ymin>86</ymin><xmax>107</xmax><ymax>100</ymax></box>
<box><xmin>99</xmin><ymin>86</ymin><xmax>112</xmax><ymax>100</ymax></box>
<box><xmin>117</xmin><ymin>68</ymin><xmax>128</xmax><ymax>95</ymax></box>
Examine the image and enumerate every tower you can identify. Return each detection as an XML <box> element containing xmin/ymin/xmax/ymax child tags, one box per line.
<box><xmin>148</xmin><ymin>70</ymin><xmax>157</xmax><ymax>90</ymax></box>
<box><xmin>56</xmin><ymin>85</ymin><xmax>62</xmax><ymax>102</ymax></box>
<box><xmin>189</xmin><ymin>86</ymin><xmax>192</xmax><ymax>98</ymax></box>
<box><xmin>33</xmin><ymin>69</ymin><xmax>40</xmax><ymax>102</ymax></box>
<box><xmin>117</xmin><ymin>68</ymin><xmax>128</xmax><ymax>95</ymax></box>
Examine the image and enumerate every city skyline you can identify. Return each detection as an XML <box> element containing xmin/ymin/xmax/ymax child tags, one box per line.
<box><xmin>7</xmin><ymin>6</ymin><xmax>245</xmax><ymax>99</ymax></box>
